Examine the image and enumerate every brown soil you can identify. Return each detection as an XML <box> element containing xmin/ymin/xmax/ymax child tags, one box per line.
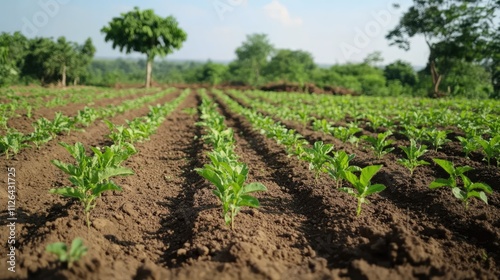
<box><xmin>0</xmin><ymin>89</ymin><xmax>498</xmax><ymax>280</ymax></box>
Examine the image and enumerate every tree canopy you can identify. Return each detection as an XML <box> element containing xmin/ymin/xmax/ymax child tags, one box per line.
<box><xmin>387</xmin><ymin>0</ymin><xmax>499</xmax><ymax>97</ymax></box>
<box><xmin>101</xmin><ymin>7</ymin><xmax>187</xmax><ymax>87</ymax></box>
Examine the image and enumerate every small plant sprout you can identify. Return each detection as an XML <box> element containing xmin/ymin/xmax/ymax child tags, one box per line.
<box><xmin>362</xmin><ymin>131</ymin><xmax>395</xmax><ymax>159</ymax></box>
<box><xmin>303</xmin><ymin>141</ymin><xmax>334</xmax><ymax>181</ymax></box>
<box><xmin>50</xmin><ymin>142</ymin><xmax>135</xmax><ymax>229</ymax></box>
<box><xmin>456</xmin><ymin>136</ymin><xmax>480</xmax><ymax>159</ymax></box>
<box><xmin>0</xmin><ymin>131</ymin><xmax>30</xmax><ymax>159</ymax></box>
<box><xmin>476</xmin><ymin>136</ymin><xmax>500</xmax><ymax>166</ymax></box>
<box><xmin>46</xmin><ymin>238</ymin><xmax>88</xmax><ymax>269</ymax></box>
<box><xmin>425</xmin><ymin>128</ymin><xmax>450</xmax><ymax>151</ymax></box>
<box><xmin>340</xmin><ymin>165</ymin><xmax>386</xmax><ymax>216</ymax></box>
<box><xmin>397</xmin><ymin>139</ymin><xmax>430</xmax><ymax>175</ymax></box>
<box><xmin>429</xmin><ymin>158</ymin><xmax>492</xmax><ymax>210</ymax></box>
<box><xmin>327</xmin><ymin>150</ymin><xmax>361</xmax><ymax>188</ymax></box>
<box><xmin>196</xmin><ymin>151</ymin><xmax>267</xmax><ymax>230</ymax></box>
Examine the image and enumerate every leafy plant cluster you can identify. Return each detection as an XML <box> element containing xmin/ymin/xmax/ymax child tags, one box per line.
<box><xmin>244</xmin><ymin>89</ymin><xmax>500</xmax><ymax>166</ymax></box>
<box><xmin>430</xmin><ymin>159</ymin><xmax>492</xmax><ymax>210</ymax></box>
<box><xmin>49</xmin><ymin>89</ymin><xmax>189</xmax><ymax>229</ymax></box>
<box><xmin>0</xmin><ymin>88</ymin><xmax>176</xmax><ymax>158</ymax></box>
<box><xmin>217</xmin><ymin>89</ymin><xmax>386</xmax><ymax>216</ymax></box>
<box><xmin>236</xmin><ymin>89</ymin><xmax>496</xmax><ymax>211</ymax></box>
<box><xmin>195</xmin><ymin>91</ymin><xmax>267</xmax><ymax>229</ymax></box>
<box><xmin>50</xmin><ymin>142</ymin><xmax>136</xmax><ymax>229</ymax></box>
<box><xmin>46</xmin><ymin>237</ymin><xmax>88</xmax><ymax>269</ymax></box>
<box><xmin>106</xmin><ymin>89</ymin><xmax>190</xmax><ymax>145</ymax></box>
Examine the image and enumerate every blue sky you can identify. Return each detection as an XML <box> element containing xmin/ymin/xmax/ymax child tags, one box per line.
<box><xmin>0</xmin><ymin>0</ymin><xmax>429</xmax><ymax>66</ymax></box>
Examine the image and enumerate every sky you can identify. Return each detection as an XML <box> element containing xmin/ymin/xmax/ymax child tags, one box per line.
<box><xmin>0</xmin><ymin>0</ymin><xmax>430</xmax><ymax>66</ymax></box>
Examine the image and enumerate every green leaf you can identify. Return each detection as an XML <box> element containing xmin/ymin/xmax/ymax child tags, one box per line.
<box><xmin>429</xmin><ymin>178</ymin><xmax>451</xmax><ymax>189</ymax></box>
<box><xmin>49</xmin><ymin>187</ymin><xmax>85</xmax><ymax>200</ymax></box>
<box><xmin>242</xmin><ymin>182</ymin><xmax>267</xmax><ymax>194</ymax></box>
<box><xmin>46</xmin><ymin>242</ymin><xmax>68</xmax><ymax>262</ymax></box>
<box><xmin>92</xmin><ymin>181</ymin><xmax>123</xmax><ymax>196</ymax></box>
<box><xmin>360</xmin><ymin>165</ymin><xmax>382</xmax><ymax>187</ymax></box>
<box><xmin>69</xmin><ymin>238</ymin><xmax>88</xmax><ymax>261</ymax></box>
<box><xmin>365</xmin><ymin>184</ymin><xmax>386</xmax><ymax>196</ymax></box>
<box><xmin>238</xmin><ymin>195</ymin><xmax>260</xmax><ymax>207</ymax></box>
<box><xmin>451</xmin><ymin>187</ymin><xmax>466</xmax><ymax>200</ymax></box>
<box><xmin>433</xmin><ymin>158</ymin><xmax>455</xmax><ymax>175</ymax></box>
<box><xmin>342</xmin><ymin>171</ymin><xmax>359</xmax><ymax>187</ymax></box>
<box><xmin>456</xmin><ymin>166</ymin><xmax>474</xmax><ymax>174</ymax></box>
<box><xmin>98</xmin><ymin>167</ymin><xmax>134</xmax><ymax>182</ymax></box>
<box><xmin>468</xmin><ymin>182</ymin><xmax>493</xmax><ymax>194</ymax></box>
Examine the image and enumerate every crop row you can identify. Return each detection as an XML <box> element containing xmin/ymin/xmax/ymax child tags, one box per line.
<box><xmin>195</xmin><ymin>90</ymin><xmax>267</xmax><ymax>229</ymax></box>
<box><xmin>50</xmin><ymin>90</ymin><xmax>189</xmax><ymax>230</ymax></box>
<box><xmin>0</xmin><ymin>87</ymin><xmax>157</xmax><ymax>127</ymax></box>
<box><xmin>231</xmin><ymin>90</ymin><xmax>500</xmax><ymax>167</ymax></box>
<box><xmin>44</xmin><ymin>89</ymin><xmax>190</xmax><ymax>266</ymax></box>
<box><xmin>215</xmin><ymin>90</ymin><xmax>493</xmax><ymax>214</ymax></box>
<box><xmin>0</xmin><ymin>88</ymin><xmax>177</xmax><ymax>158</ymax></box>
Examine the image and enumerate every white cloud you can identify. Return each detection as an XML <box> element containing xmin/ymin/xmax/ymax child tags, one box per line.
<box><xmin>263</xmin><ymin>0</ymin><xmax>303</xmax><ymax>27</ymax></box>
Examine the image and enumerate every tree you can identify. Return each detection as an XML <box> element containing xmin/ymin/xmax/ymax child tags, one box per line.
<box><xmin>49</xmin><ymin>37</ymin><xmax>76</xmax><ymax>87</ymax></box>
<box><xmin>101</xmin><ymin>7</ymin><xmax>187</xmax><ymax>88</ymax></box>
<box><xmin>387</xmin><ymin>0</ymin><xmax>498</xmax><ymax>97</ymax></box>
<box><xmin>228</xmin><ymin>33</ymin><xmax>274</xmax><ymax>86</ymax></box>
<box><xmin>22</xmin><ymin>37</ymin><xmax>58</xmax><ymax>85</ymax></box>
<box><xmin>69</xmin><ymin>38</ymin><xmax>96</xmax><ymax>85</ymax></box>
<box><xmin>263</xmin><ymin>49</ymin><xmax>315</xmax><ymax>85</ymax></box>
<box><xmin>195</xmin><ymin>60</ymin><xmax>228</xmax><ymax>86</ymax></box>
<box><xmin>0</xmin><ymin>32</ymin><xmax>28</xmax><ymax>86</ymax></box>
<box><xmin>384</xmin><ymin>60</ymin><xmax>418</xmax><ymax>86</ymax></box>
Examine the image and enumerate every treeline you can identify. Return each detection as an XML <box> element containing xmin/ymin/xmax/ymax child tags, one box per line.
<box><xmin>1</xmin><ymin>0</ymin><xmax>498</xmax><ymax>99</ymax></box>
<box><xmin>0</xmin><ymin>32</ymin><xmax>95</xmax><ymax>87</ymax></box>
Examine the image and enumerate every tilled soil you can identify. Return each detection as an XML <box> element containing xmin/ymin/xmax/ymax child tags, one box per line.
<box><xmin>0</xmin><ymin>90</ymin><xmax>498</xmax><ymax>280</ymax></box>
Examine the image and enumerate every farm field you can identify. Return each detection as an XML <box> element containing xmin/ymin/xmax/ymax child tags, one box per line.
<box><xmin>0</xmin><ymin>87</ymin><xmax>499</xmax><ymax>279</ymax></box>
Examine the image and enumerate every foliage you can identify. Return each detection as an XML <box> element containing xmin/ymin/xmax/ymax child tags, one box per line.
<box><xmin>384</xmin><ymin>60</ymin><xmax>418</xmax><ymax>86</ymax></box>
<box><xmin>228</xmin><ymin>33</ymin><xmax>274</xmax><ymax>86</ymax></box>
<box><xmin>50</xmin><ymin>142</ymin><xmax>136</xmax><ymax>229</ymax></box>
<box><xmin>340</xmin><ymin>165</ymin><xmax>386</xmax><ymax>216</ymax></box>
<box><xmin>362</xmin><ymin>131</ymin><xmax>395</xmax><ymax>159</ymax></box>
<box><xmin>397</xmin><ymin>139</ymin><xmax>430</xmax><ymax>175</ymax></box>
<box><xmin>263</xmin><ymin>49</ymin><xmax>315</xmax><ymax>86</ymax></box>
<box><xmin>387</xmin><ymin>0</ymin><xmax>498</xmax><ymax>97</ymax></box>
<box><xmin>0</xmin><ymin>131</ymin><xmax>30</xmax><ymax>159</ymax></box>
<box><xmin>303</xmin><ymin>141</ymin><xmax>334</xmax><ymax>180</ymax></box>
<box><xmin>430</xmin><ymin>158</ymin><xmax>492</xmax><ymax>209</ymax></box>
<box><xmin>327</xmin><ymin>150</ymin><xmax>361</xmax><ymax>188</ymax></box>
<box><xmin>46</xmin><ymin>238</ymin><xmax>88</xmax><ymax>269</ymax></box>
<box><xmin>196</xmin><ymin>152</ymin><xmax>267</xmax><ymax>230</ymax></box>
<box><xmin>476</xmin><ymin>136</ymin><xmax>500</xmax><ymax>166</ymax></box>
<box><xmin>101</xmin><ymin>7</ymin><xmax>187</xmax><ymax>87</ymax></box>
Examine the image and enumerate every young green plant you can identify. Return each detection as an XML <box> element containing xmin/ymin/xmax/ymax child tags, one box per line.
<box><xmin>340</xmin><ymin>165</ymin><xmax>386</xmax><ymax>216</ymax></box>
<box><xmin>362</xmin><ymin>131</ymin><xmax>395</xmax><ymax>159</ymax></box>
<box><xmin>46</xmin><ymin>237</ymin><xmax>88</xmax><ymax>269</ymax></box>
<box><xmin>397</xmin><ymin>139</ymin><xmax>430</xmax><ymax>175</ymax></box>
<box><xmin>429</xmin><ymin>158</ymin><xmax>492</xmax><ymax>210</ymax></box>
<box><xmin>327</xmin><ymin>150</ymin><xmax>361</xmax><ymax>188</ymax></box>
<box><xmin>50</xmin><ymin>142</ymin><xmax>136</xmax><ymax>229</ymax></box>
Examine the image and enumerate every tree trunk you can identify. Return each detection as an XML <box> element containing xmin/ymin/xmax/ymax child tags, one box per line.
<box><xmin>145</xmin><ymin>58</ymin><xmax>153</xmax><ymax>88</ymax></box>
<box><xmin>430</xmin><ymin>60</ymin><xmax>442</xmax><ymax>98</ymax></box>
<box><xmin>62</xmin><ymin>64</ymin><xmax>67</xmax><ymax>87</ymax></box>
